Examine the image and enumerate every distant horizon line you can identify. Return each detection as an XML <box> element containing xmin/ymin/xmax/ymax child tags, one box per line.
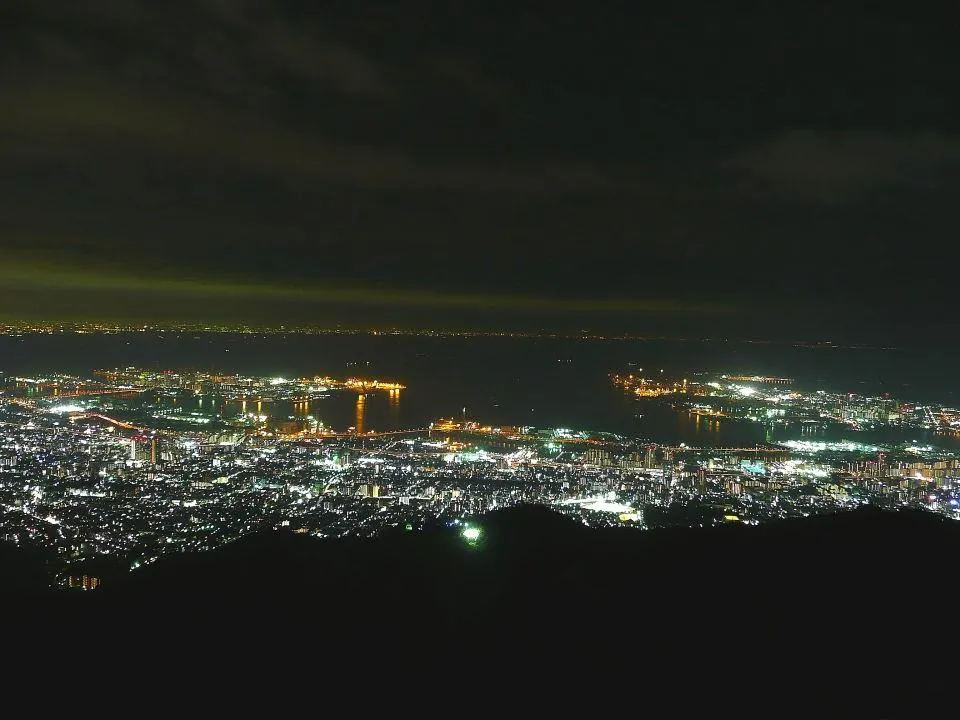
<box><xmin>0</xmin><ymin>320</ymin><xmax>903</xmax><ymax>350</ymax></box>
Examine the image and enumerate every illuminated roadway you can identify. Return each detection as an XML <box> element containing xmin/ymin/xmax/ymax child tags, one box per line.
<box><xmin>0</xmin><ymin>397</ymin><xmax>804</xmax><ymax>455</ymax></box>
<box><xmin>296</xmin><ymin>428</ymin><xmax>429</xmax><ymax>440</ymax></box>
<box><xmin>3</xmin><ymin>398</ymin><xmax>156</xmax><ymax>433</ymax></box>
<box><xmin>67</xmin><ymin>413</ymin><xmax>146</xmax><ymax>431</ymax></box>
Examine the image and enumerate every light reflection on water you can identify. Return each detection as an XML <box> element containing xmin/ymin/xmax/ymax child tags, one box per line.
<box><xmin>6</xmin><ymin>332</ymin><xmax>960</xmax><ymax>449</ymax></box>
<box><xmin>139</xmin><ymin>387</ymin><xmax>960</xmax><ymax>452</ymax></box>
<box><xmin>624</xmin><ymin>394</ymin><xmax>960</xmax><ymax>450</ymax></box>
<box><xmin>151</xmin><ymin>390</ymin><xmax>403</xmax><ymax>434</ymax></box>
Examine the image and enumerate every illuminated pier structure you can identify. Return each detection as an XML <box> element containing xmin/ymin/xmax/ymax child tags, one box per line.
<box><xmin>721</xmin><ymin>375</ymin><xmax>794</xmax><ymax>385</ymax></box>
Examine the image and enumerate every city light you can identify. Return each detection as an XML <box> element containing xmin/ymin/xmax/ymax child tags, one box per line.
<box><xmin>49</xmin><ymin>404</ymin><xmax>85</xmax><ymax>414</ymax></box>
<box><xmin>3</xmin><ymin>358</ymin><xmax>960</xmax><ymax>591</ymax></box>
<box><xmin>462</xmin><ymin>526</ymin><xmax>482</xmax><ymax>544</ymax></box>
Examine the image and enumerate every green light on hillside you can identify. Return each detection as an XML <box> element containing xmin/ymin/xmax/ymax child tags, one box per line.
<box><xmin>462</xmin><ymin>526</ymin><xmax>482</xmax><ymax>545</ymax></box>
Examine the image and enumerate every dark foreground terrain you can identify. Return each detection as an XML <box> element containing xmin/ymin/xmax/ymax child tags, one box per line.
<box><xmin>3</xmin><ymin>506</ymin><xmax>951</xmax><ymax>712</ymax></box>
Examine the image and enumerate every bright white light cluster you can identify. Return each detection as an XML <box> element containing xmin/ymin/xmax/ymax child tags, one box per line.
<box><xmin>556</xmin><ymin>494</ymin><xmax>637</xmax><ymax>514</ymax></box>
<box><xmin>48</xmin><ymin>404</ymin><xmax>85</xmax><ymax>414</ymax></box>
<box><xmin>780</xmin><ymin>439</ymin><xmax>881</xmax><ymax>453</ymax></box>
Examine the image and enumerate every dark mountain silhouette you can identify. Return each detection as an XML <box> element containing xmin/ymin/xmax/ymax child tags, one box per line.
<box><xmin>3</xmin><ymin>505</ymin><xmax>952</xmax><ymax>712</ymax></box>
<box><xmin>0</xmin><ymin>540</ymin><xmax>50</xmax><ymax>593</ymax></box>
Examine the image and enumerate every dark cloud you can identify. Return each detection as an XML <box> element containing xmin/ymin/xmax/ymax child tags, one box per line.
<box><xmin>1</xmin><ymin>1</ymin><xmax>958</xmax><ymax>340</ymax></box>
<box><xmin>0</xmin><ymin>81</ymin><xmax>626</xmax><ymax>193</ymax></box>
<box><xmin>4</xmin><ymin>1</ymin><xmax>397</xmax><ymax>105</ymax></box>
<box><xmin>732</xmin><ymin>130</ymin><xmax>960</xmax><ymax>202</ymax></box>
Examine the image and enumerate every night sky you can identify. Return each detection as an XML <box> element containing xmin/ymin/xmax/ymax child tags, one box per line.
<box><xmin>2</xmin><ymin>2</ymin><xmax>957</xmax><ymax>340</ymax></box>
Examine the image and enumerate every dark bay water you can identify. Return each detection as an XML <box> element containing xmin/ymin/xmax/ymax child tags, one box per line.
<box><xmin>2</xmin><ymin>332</ymin><xmax>958</xmax><ymax>448</ymax></box>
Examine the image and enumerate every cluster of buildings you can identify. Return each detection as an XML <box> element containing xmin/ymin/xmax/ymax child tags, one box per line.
<box><xmin>91</xmin><ymin>367</ymin><xmax>404</xmax><ymax>397</ymax></box>
<box><xmin>3</xmin><ymin>366</ymin><xmax>960</xmax><ymax>589</ymax></box>
<box><xmin>612</xmin><ymin>371</ymin><xmax>960</xmax><ymax>434</ymax></box>
<box><xmin>2</xmin><ymin>368</ymin><xmax>406</xmax><ymax>439</ymax></box>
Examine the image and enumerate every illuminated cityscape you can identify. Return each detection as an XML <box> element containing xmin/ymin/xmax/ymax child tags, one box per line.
<box><xmin>5</xmin><ymin>1</ymin><xmax>957</xmax><ymax>701</ymax></box>
<box><xmin>4</xmin><ymin>360</ymin><xmax>960</xmax><ymax>590</ymax></box>
<box><xmin>611</xmin><ymin>370</ymin><xmax>960</xmax><ymax>436</ymax></box>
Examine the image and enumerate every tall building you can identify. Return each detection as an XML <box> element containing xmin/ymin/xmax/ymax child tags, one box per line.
<box><xmin>642</xmin><ymin>445</ymin><xmax>656</xmax><ymax>469</ymax></box>
<box><xmin>725</xmin><ymin>478</ymin><xmax>743</xmax><ymax>496</ymax></box>
<box><xmin>132</xmin><ymin>436</ymin><xmax>157</xmax><ymax>464</ymax></box>
<box><xmin>357</xmin><ymin>483</ymin><xmax>380</xmax><ymax>498</ymax></box>
<box><xmin>68</xmin><ymin>575</ymin><xmax>100</xmax><ymax>590</ymax></box>
<box><xmin>584</xmin><ymin>448</ymin><xmax>612</xmax><ymax>466</ymax></box>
